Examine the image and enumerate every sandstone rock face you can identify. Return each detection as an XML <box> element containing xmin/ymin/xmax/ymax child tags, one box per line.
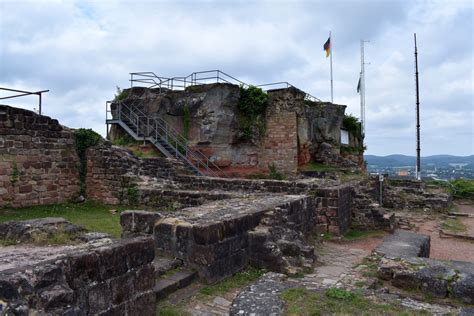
<box><xmin>110</xmin><ymin>84</ymin><xmax>364</xmax><ymax>175</ymax></box>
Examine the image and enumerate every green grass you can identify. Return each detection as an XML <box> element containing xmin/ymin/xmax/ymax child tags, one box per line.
<box><xmin>280</xmin><ymin>287</ymin><xmax>430</xmax><ymax>315</ymax></box>
<box><xmin>0</xmin><ymin>201</ymin><xmax>129</xmax><ymax>238</ymax></box>
<box><xmin>427</xmin><ymin>179</ymin><xmax>474</xmax><ymax>199</ymax></box>
<box><xmin>441</xmin><ymin>218</ymin><xmax>467</xmax><ymax>233</ymax></box>
<box><xmin>156</xmin><ymin>303</ymin><xmax>190</xmax><ymax>316</ymax></box>
<box><xmin>344</xmin><ymin>229</ymin><xmax>385</xmax><ymax>241</ymax></box>
<box><xmin>300</xmin><ymin>162</ymin><xmax>342</xmax><ymax>172</ymax></box>
<box><xmin>451</xmin><ymin>179</ymin><xmax>474</xmax><ymax>199</ymax></box>
<box><xmin>199</xmin><ymin>267</ymin><xmax>265</xmax><ymax>296</ymax></box>
<box><xmin>353</xmin><ymin>257</ymin><xmax>379</xmax><ymax>278</ymax></box>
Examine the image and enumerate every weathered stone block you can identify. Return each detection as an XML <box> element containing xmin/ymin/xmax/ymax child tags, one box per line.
<box><xmin>120</xmin><ymin>210</ymin><xmax>161</xmax><ymax>237</ymax></box>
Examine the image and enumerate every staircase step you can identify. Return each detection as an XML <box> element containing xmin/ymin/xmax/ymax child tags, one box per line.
<box><xmin>154</xmin><ymin>269</ymin><xmax>197</xmax><ymax>300</ymax></box>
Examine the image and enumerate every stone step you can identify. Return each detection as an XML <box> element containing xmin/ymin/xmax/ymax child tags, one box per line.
<box><xmin>153</xmin><ymin>256</ymin><xmax>183</xmax><ymax>277</ymax></box>
<box><xmin>154</xmin><ymin>269</ymin><xmax>198</xmax><ymax>300</ymax></box>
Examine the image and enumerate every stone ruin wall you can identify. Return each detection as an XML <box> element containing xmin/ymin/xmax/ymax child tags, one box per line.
<box><xmin>0</xmin><ymin>105</ymin><xmax>80</xmax><ymax>208</ymax></box>
<box><xmin>0</xmin><ymin>237</ymin><xmax>155</xmax><ymax>315</ymax></box>
<box><xmin>111</xmin><ymin>84</ymin><xmax>365</xmax><ymax>175</ymax></box>
<box><xmin>85</xmin><ymin>142</ymin><xmax>188</xmax><ymax>204</ymax></box>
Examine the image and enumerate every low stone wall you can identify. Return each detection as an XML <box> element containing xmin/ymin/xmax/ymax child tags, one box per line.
<box><xmin>0</xmin><ymin>237</ymin><xmax>155</xmax><ymax>315</ymax></box>
<box><xmin>375</xmin><ymin>230</ymin><xmax>473</xmax><ymax>304</ymax></box>
<box><xmin>85</xmin><ymin>143</ymin><xmax>188</xmax><ymax>204</ymax></box>
<box><xmin>152</xmin><ymin>195</ymin><xmax>320</xmax><ymax>283</ymax></box>
<box><xmin>316</xmin><ymin>186</ymin><xmax>352</xmax><ymax>235</ymax></box>
<box><xmin>173</xmin><ymin>175</ymin><xmax>326</xmax><ymax>194</ymax></box>
<box><xmin>0</xmin><ymin>105</ymin><xmax>80</xmax><ymax>208</ymax></box>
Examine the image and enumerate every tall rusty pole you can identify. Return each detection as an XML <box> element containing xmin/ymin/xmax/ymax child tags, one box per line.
<box><xmin>414</xmin><ymin>33</ymin><xmax>421</xmax><ymax>180</ymax></box>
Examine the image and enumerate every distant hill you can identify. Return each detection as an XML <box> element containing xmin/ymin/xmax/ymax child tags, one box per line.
<box><xmin>364</xmin><ymin>154</ymin><xmax>474</xmax><ymax>168</ymax></box>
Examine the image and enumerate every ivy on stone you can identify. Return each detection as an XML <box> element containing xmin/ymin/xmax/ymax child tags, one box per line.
<box><xmin>10</xmin><ymin>160</ymin><xmax>19</xmax><ymax>186</ymax></box>
<box><xmin>74</xmin><ymin>128</ymin><xmax>102</xmax><ymax>196</ymax></box>
<box><xmin>237</xmin><ymin>85</ymin><xmax>268</xmax><ymax>141</ymax></box>
<box><xmin>183</xmin><ymin>104</ymin><xmax>191</xmax><ymax>139</ymax></box>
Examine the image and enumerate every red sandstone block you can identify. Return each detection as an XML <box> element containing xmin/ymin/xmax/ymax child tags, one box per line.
<box><xmin>317</xmin><ymin>215</ymin><xmax>327</xmax><ymax>224</ymax></box>
<box><xmin>328</xmin><ymin>225</ymin><xmax>340</xmax><ymax>235</ymax></box>
<box><xmin>19</xmin><ymin>185</ymin><xmax>32</xmax><ymax>193</ymax></box>
<box><xmin>326</xmin><ymin>208</ymin><xmax>338</xmax><ymax>217</ymax></box>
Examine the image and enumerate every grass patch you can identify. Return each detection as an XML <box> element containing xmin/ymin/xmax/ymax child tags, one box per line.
<box><xmin>300</xmin><ymin>162</ymin><xmax>342</xmax><ymax>172</ymax></box>
<box><xmin>344</xmin><ymin>229</ymin><xmax>385</xmax><ymax>241</ymax></box>
<box><xmin>0</xmin><ymin>201</ymin><xmax>129</xmax><ymax>238</ymax></box>
<box><xmin>281</xmin><ymin>287</ymin><xmax>429</xmax><ymax>315</ymax></box>
<box><xmin>354</xmin><ymin>257</ymin><xmax>379</xmax><ymax>278</ymax></box>
<box><xmin>321</xmin><ymin>232</ymin><xmax>333</xmax><ymax>241</ymax></box>
<box><xmin>441</xmin><ymin>218</ymin><xmax>467</xmax><ymax>233</ymax></box>
<box><xmin>199</xmin><ymin>266</ymin><xmax>265</xmax><ymax>296</ymax></box>
<box><xmin>354</xmin><ymin>280</ymin><xmax>367</xmax><ymax>288</ymax></box>
<box><xmin>451</xmin><ymin>179</ymin><xmax>474</xmax><ymax>199</ymax></box>
<box><xmin>156</xmin><ymin>302</ymin><xmax>190</xmax><ymax>316</ymax></box>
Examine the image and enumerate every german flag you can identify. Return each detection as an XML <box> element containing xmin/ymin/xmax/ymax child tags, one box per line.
<box><xmin>323</xmin><ymin>37</ymin><xmax>331</xmax><ymax>57</ymax></box>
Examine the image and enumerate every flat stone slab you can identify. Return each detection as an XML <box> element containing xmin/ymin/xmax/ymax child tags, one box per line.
<box><xmin>230</xmin><ymin>272</ymin><xmax>290</xmax><ymax>316</ymax></box>
<box><xmin>0</xmin><ymin>238</ymin><xmax>114</xmax><ymax>272</ymax></box>
<box><xmin>0</xmin><ymin>217</ymin><xmax>85</xmax><ymax>243</ymax></box>
<box><xmin>173</xmin><ymin>195</ymin><xmax>306</xmax><ymax>225</ymax></box>
<box><xmin>378</xmin><ymin>255</ymin><xmax>474</xmax><ymax>304</ymax></box>
<box><xmin>375</xmin><ymin>230</ymin><xmax>430</xmax><ymax>259</ymax></box>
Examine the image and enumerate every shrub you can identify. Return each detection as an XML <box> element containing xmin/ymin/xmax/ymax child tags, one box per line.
<box><xmin>114</xmin><ymin>86</ymin><xmax>128</xmax><ymax>101</ymax></box>
<box><xmin>450</xmin><ymin>179</ymin><xmax>474</xmax><ymax>199</ymax></box>
<box><xmin>268</xmin><ymin>163</ymin><xmax>285</xmax><ymax>180</ymax></box>
<box><xmin>343</xmin><ymin>114</ymin><xmax>362</xmax><ymax>140</ymax></box>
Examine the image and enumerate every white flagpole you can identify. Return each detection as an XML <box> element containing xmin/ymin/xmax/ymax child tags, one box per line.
<box><xmin>330</xmin><ymin>31</ymin><xmax>334</xmax><ymax>103</ymax></box>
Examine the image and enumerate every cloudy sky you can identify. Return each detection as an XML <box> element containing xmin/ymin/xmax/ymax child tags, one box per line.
<box><xmin>1</xmin><ymin>0</ymin><xmax>472</xmax><ymax>156</ymax></box>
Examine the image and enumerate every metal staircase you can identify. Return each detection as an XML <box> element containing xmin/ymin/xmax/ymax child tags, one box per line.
<box><xmin>106</xmin><ymin>91</ymin><xmax>227</xmax><ymax>178</ymax></box>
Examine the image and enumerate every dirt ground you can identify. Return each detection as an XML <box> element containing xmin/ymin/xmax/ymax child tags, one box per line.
<box><xmin>336</xmin><ymin>200</ymin><xmax>474</xmax><ymax>262</ymax></box>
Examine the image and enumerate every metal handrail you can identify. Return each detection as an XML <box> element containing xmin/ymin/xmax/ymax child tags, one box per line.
<box><xmin>0</xmin><ymin>87</ymin><xmax>50</xmax><ymax>115</ymax></box>
<box><xmin>129</xmin><ymin>70</ymin><xmax>321</xmax><ymax>101</ymax></box>
<box><xmin>106</xmin><ymin>92</ymin><xmax>227</xmax><ymax>177</ymax></box>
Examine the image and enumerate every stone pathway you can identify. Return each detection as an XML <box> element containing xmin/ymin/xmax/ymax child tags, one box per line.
<box><xmin>180</xmin><ymin>240</ymin><xmax>374</xmax><ymax>315</ymax></box>
<box><xmin>291</xmin><ymin>242</ymin><xmax>370</xmax><ymax>290</ymax></box>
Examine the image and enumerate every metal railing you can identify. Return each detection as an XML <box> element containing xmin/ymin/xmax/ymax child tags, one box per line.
<box><xmin>0</xmin><ymin>87</ymin><xmax>50</xmax><ymax>115</ymax></box>
<box><xmin>130</xmin><ymin>70</ymin><xmax>322</xmax><ymax>102</ymax></box>
<box><xmin>106</xmin><ymin>91</ymin><xmax>227</xmax><ymax>178</ymax></box>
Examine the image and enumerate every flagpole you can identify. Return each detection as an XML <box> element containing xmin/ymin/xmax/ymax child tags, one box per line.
<box><xmin>330</xmin><ymin>31</ymin><xmax>334</xmax><ymax>103</ymax></box>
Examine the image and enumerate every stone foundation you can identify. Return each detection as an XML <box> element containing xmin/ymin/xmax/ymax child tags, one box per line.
<box><xmin>153</xmin><ymin>195</ymin><xmax>319</xmax><ymax>282</ymax></box>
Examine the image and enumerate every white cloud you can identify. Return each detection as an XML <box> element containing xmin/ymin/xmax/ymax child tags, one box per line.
<box><xmin>0</xmin><ymin>0</ymin><xmax>472</xmax><ymax>156</ymax></box>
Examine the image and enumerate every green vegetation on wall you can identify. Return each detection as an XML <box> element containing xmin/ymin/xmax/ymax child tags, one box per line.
<box><xmin>74</xmin><ymin>128</ymin><xmax>102</xmax><ymax>196</ymax></box>
<box><xmin>114</xmin><ymin>86</ymin><xmax>128</xmax><ymax>101</ymax></box>
<box><xmin>237</xmin><ymin>85</ymin><xmax>268</xmax><ymax>141</ymax></box>
<box><xmin>343</xmin><ymin>114</ymin><xmax>362</xmax><ymax>140</ymax></box>
<box><xmin>183</xmin><ymin>105</ymin><xmax>191</xmax><ymax>139</ymax></box>
<box><xmin>10</xmin><ymin>160</ymin><xmax>19</xmax><ymax>186</ymax></box>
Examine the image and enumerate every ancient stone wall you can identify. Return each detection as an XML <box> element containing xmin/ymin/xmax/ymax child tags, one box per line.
<box><xmin>153</xmin><ymin>196</ymin><xmax>319</xmax><ymax>282</ymax></box>
<box><xmin>0</xmin><ymin>237</ymin><xmax>155</xmax><ymax>315</ymax></box>
<box><xmin>173</xmin><ymin>175</ymin><xmax>322</xmax><ymax>194</ymax></box>
<box><xmin>85</xmin><ymin>143</ymin><xmax>187</xmax><ymax>204</ymax></box>
<box><xmin>0</xmin><ymin>105</ymin><xmax>80</xmax><ymax>208</ymax></box>
<box><xmin>260</xmin><ymin>111</ymin><xmax>298</xmax><ymax>174</ymax></box>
